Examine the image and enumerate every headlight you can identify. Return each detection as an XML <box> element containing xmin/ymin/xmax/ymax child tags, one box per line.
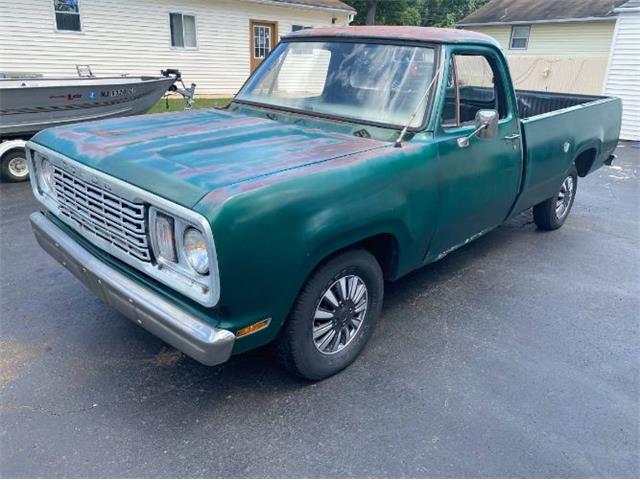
<box><xmin>183</xmin><ymin>227</ymin><xmax>209</xmax><ymax>275</ymax></box>
<box><xmin>40</xmin><ymin>158</ymin><xmax>55</xmax><ymax>194</ymax></box>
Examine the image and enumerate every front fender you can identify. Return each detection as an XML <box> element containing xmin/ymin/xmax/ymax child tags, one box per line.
<box><xmin>194</xmin><ymin>141</ymin><xmax>439</xmax><ymax>350</ymax></box>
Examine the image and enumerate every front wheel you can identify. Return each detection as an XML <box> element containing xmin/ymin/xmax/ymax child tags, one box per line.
<box><xmin>1</xmin><ymin>149</ymin><xmax>30</xmax><ymax>182</ymax></box>
<box><xmin>533</xmin><ymin>167</ymin><xmax>578</xmax><ymax>231</ymax></box>
<box><xmin>276</xmin><ymin>249</ymin><xmax>384</xmax><ymax>380</ymax></box>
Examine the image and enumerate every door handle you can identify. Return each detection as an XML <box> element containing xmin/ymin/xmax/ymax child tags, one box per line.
<box><xmin>504</xmin><ymin>133</ymin><xmax>521</xmax><ymax>141</ymax></box>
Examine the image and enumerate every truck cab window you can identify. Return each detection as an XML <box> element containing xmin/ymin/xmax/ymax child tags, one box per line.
<box><xmin>441</xmin><ymin>53</ymin><xmax>506</xmax><ymax>128</ymax></box>
<box><xmin>441</xmin><ymin>57</ymin><xmax>459</xmax><ymax>127</ymax></box>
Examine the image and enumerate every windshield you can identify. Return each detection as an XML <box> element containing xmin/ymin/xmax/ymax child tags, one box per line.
<box><xmin>236</xmin><ymin>41</ymin><xmax>437</xmax><ymax>128</ymax></box>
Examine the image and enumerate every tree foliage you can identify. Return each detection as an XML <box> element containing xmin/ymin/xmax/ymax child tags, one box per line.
<box><xmin>343</xmin><ymin>0</ymin><xmax>489</xmax><ymax>28</ymax></box>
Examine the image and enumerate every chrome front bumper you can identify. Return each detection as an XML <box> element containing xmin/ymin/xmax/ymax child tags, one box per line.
<box><xmin>30</xmin><ymin>212</ymin><xmax>235</xmax><ymax>366</ymax></box>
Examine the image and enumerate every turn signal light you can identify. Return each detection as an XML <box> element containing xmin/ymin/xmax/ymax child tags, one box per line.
<box><xmin>236</xmin><ymin>318</ymin><xmax>271</xmax><ymax>338</ymax></box>
<box><xmin>154</xmin><ymin>213</ymin><xmax>177</xmax><ymax>262</ymax></box>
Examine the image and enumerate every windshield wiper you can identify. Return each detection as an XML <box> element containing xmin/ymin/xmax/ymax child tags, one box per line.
<box><xmin>394</xmin><ymin>62</ymin><xmax>444</xmax><ymax>148</ymax></box>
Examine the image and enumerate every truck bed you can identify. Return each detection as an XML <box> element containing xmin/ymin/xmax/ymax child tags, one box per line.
<box><xmin>515</xmin><ymin>90</ymin><xmax>606</xmax><ymax>119</ymax></box>
<box><xmin>511</xmin><ymin>90</ymin><xmax>622</xmax><ymax>217</ymax></box>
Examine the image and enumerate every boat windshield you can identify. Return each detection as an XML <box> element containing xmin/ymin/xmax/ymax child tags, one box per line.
<box><xmin>236</xmin><ymin>41</ymin><xmax>437</xmax><ymax>128</ymax></box>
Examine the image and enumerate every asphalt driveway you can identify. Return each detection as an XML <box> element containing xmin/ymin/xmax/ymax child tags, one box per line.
<box><xmin>1</xmin><ymin>143</ymin><xmax>638</xmax><ymax>478</ymax></box>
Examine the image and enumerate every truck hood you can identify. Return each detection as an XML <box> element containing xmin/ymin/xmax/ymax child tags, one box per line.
<box><xmin>32</xmin><ymin>109</ymin><xmax>389</xmax><ymax>208</ymax></box>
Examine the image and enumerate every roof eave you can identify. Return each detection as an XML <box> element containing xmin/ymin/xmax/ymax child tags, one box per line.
<box><xmin>241</xmin><ymin>0</ymin><xmax>356</xmax><ymax>14</ymax></box>
<box><xmin>458</xmin><ymin>16</ymin><xmax>617</xmax><ymax>27</ymax></box>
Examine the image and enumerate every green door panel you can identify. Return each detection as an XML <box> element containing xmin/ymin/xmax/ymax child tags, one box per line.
<box><xmin>428</xmin><ymin>45</ymin><xmax>522</xmax><ymax>258</ymax></box>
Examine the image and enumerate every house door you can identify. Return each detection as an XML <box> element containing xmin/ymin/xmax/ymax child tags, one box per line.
<box><xmin>250</xmin><ymin>20</ymin><xmax>277</xmax><ymax>72</ymax></box>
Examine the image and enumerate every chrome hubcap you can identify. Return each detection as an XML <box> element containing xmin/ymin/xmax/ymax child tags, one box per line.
<box><xmin>313</xmin><ymin>274</ymin><xmax>368</xmax><ymax>355</ymax></box>
<box><xmin>555</xmin><ymin>176</ymin><xmax>574</xmax><ymax>220</ymax></box>
<box><xmin>7</xmin><ymin>157</ymin><xmax>28</xmax><ymax>178</ymax></box>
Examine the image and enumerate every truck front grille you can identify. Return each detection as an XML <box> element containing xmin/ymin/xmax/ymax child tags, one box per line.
<box><xmin>51</xmin><ymin>166</ymin><xmax>151</xmax><ymax>261</ymax></box>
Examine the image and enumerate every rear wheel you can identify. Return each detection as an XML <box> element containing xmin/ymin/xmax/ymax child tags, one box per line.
<box><xmin>276</xmin><ymin>249</ymin><xmax>384</xmax><ymax>380</ymax></box>
<box><xmin>1</xmin><ymin>149</ymin><xmax>29</xmax><ymax>182</ymax></box>
<box><xmin>533</xmin><ymin>167</ymin><xmax>577</xmax><ymax>230</ymax></box>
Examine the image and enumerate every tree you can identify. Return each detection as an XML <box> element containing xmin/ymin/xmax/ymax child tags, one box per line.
<box><xmin>365</xmin><ymin>1</ymin><xmax>377</xmax><ymax>24</ymax></box>
<box><xmin>345</xmin><ymin>0</ymin><xmax>422</xmax><ymax>26</ymax></box>
<box><xmin>421</xmin><ymin>0</ymin><xmax>489</xmax><ymax>28</ymax></box>
<box><xmin>342</xmin><ymin>0</ymin><xmax>489</xmax><ymax>28</ymax></box>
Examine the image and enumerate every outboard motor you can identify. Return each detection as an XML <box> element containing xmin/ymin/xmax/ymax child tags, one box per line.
<box><xmin>161</xmin><ymin>69</ymin><xmax>196</xmax><ymax>110</ymax></box>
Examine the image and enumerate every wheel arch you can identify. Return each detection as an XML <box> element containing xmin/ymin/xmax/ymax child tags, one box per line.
<box><xmin>573</xmin><ymin>146</ymin><xmax>598</xmax><ymax>178</ymax></box>
<box><xmin>232</xmin><ymin>229</ymin><xmax>403</xmax><ymax>354</ymax></box>
<box><xmin>311</xmin><ymin>232</ymin><xmax>401</xmax><ymax>283</ymax></box>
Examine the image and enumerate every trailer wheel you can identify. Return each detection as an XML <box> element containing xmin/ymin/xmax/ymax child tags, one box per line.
<box><xmin>533</xmin><ymin>167</ymin><xmax>578</xmax><ymax>231</ymax></box>
<box><xmin>1</xmin><ymin>149</ymin><xmax>29</xmax><ymax>182</ymax></box>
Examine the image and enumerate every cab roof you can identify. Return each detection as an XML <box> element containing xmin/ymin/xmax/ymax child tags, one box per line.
<box><xmin>283</xmin><ymin>25</ymin><xmax>500</xmax><ymax>47</ymax></box>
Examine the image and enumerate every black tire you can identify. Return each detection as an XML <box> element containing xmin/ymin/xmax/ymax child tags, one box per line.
<box><xmin>533</xmin><ymin>167</ymin><xmax>578</xmax><ymax>231</ymax></box>
<box><xmin>276</xmin><ymin>249</ymin><xmax>384</xmax><ymax>380</ymax></box>
<box><xmin>1</xmin><ymin>149</ymin><xmax>30</xmax><ymax>182</ymax></box>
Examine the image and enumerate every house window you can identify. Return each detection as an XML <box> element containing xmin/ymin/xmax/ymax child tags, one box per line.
<box><xmin>53</xmin><ymin>0</ymin><xmax>81</xmax><ymax>32</ymax></box>
<box><xmin>509</xmin><ymin>25</ymin><xmax>530</xmax><ymax>50</ymax></box>
<box><xmin>170</xmin><ymin>13</ymin><xmax>197</xmax><ymax>48</ymax></box>
<box><xmin>253</xmin><ymin>25</ymin><xmax>272</xmax><ymax>59</ymax></box>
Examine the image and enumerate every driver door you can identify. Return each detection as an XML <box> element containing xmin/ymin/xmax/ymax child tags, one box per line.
<box><xmin>430</xmin><ymin>47</ymin><xmax>523</xmax><ymax>257</ymax></box>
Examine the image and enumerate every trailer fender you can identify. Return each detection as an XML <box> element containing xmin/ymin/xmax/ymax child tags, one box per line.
<box><xmin>0</xmin><ymin>139</ymin><xmax>27</xmax><ymax>158</ymax></box>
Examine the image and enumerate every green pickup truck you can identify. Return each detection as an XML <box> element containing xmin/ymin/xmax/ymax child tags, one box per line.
<box><xmin>27</xmin><ymin>26</ymin><xmax>621</xmax><ymax>380</ymax></box>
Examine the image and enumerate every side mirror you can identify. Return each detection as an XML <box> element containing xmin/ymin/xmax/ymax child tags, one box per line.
<box><xmin>475</xmin><ymin>110</ymin><xmax>498</xmax><ymax>139</ymax></box>
<box><xmin>457</xmin><ymin>109</ymin><xmax>499</xmax><ymax>148</ymax></box>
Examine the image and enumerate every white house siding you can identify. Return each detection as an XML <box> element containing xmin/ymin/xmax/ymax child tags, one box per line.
<box><xmin>467</xmin><ymin>22</ymin><xmax>616</xmax><ymax>95</ymax></box>
<box><xmin>0</xmin><ymin>0</ymin><xmax>351</xmax><ymax>95</ymax></box>
<box><xmin>604</xmin><ymin>10</ymin><xmax>640</xmax><ymax>141</ymax></box>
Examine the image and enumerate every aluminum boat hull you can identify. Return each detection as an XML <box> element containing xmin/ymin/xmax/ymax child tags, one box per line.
<box><xmin>0</xmin><ymin>76</ymin><xmax>175</xmax><ymax>137</ymax></box>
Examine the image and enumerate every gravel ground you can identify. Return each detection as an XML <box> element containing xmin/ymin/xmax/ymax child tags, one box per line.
<box><xmin>1</xmin><ymin>143</ymin><xmax>638</xmax><ymax>478</ymax></box>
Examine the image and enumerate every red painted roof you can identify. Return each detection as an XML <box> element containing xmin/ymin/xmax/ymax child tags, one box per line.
<box><xmin>284</xmin><ymin>25</ymin><xmax>500</xmax><ymax>46</ymax></box>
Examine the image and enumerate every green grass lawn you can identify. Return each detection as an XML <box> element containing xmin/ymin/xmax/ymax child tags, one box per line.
<box><xmin>148</xmin><ymin>97</ymin><xmax>232</xmax><ymax>114</ymax></box>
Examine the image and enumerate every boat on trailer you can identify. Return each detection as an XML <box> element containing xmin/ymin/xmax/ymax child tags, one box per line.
<box><xmin>0</xmin><ymin>68</ymin><xmax>194</xmax><ymax>181</ymax></box>
<box><xmin>0</xmin><ymin>69</ymin><xmax>191</xmax><ymax>138</ymax></box>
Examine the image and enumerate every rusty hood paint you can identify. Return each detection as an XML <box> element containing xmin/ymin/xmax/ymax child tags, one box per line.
<box><xmin>31</xmin><ymin>108</ymin><xmax>390</xmax><ymax>208</ymax></box>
